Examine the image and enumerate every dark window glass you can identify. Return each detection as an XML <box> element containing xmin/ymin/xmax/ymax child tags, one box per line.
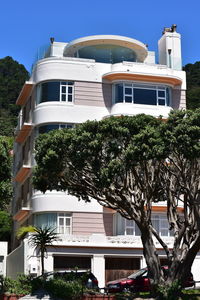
<box><xmin>62</xmin><ymin>86</ymin><xmax>66</xmax><ymax>93</ymax></box>
<box><xmin>61</xmin><ymin>94</ymin><xmax>66</xmax><ymax>101</ymax></box>
<box><xmin>134</xmin><ymin>88</ymin><xmax>157</xmax><ymax>105</ymax></box>
<box><xmin>77</xmin><ymin>44</ymin><xmax>137</xmax><ymax>64</ymax></box>
<box><xmin>166</xmin><ymin>88</ymin><xmax>170</xmax><ymax>106</ymax></box>
<box><xmin>158</xmin><ymin>99</ymin><xmax>166</xmax><ymax>106</ymax></box>
<box><xmin>68</xmin><ymin>95</ymin><xmax>72</xmax><ymax>102</ymax></box>
<box><xmin>68</xmin><ymin>87</ymin><xmax>72</xmax><ymax>94</ymax></box>
<box><xmin>125</xmin><ymin>88</ymin><xmax>132</xmax><ymax>95</ymax></box>
<box><xmin>158</xmin><ymin>90</ymin><xmax>165</xmax><ymax>97</ymax></box>
<box><xmin>39</xmin><ymin>124</ymin><xmax>59</xmax><ymax>134</ymax></box>
<box><xmin>41</xmin><ymin>82</ymin><xmax>60</xmax><ymax>102</ymax></box>
<box><xmin>125</xmin><ymin>96</ymin><xmax>132</xmax><ymax>103</ymax></box>
<box><xmin>115</xmin><ymin>84</ymin><xmax>123</xmax><ymax>103</ymax></box>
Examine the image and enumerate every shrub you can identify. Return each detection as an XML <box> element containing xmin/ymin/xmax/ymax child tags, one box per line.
<box><xmin>0</xmin><ymin>274</ymin><xmax>32</xmax><ymax>295</ymax></box>
<box><xmin>45</xmin><ymin>278</ymin><xmax>82</xmax><ymax>299</ymax></box>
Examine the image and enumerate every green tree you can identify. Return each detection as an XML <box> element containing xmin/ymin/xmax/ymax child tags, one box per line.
<box><xmin>17</xmin><ymin>226</ymin><xmax>58</xmax><ymax>275</ymax></box>
<box><xmin>0</xmin><ymin>136</ymin><xmax>12</xmax><ymax>210</ymax></box>
<box><xmin>184</xmin><ymin>61</ymin><xmax>200</xmax><ymax>109</ymax></box>
<box><xmin>33</xmin><ymin>111</ymin><xmax>200</xmax><ymax>299</ymax></box>
<box><xmin>0</xmin><ymin>56</ymin><xmax>29</xmax><ymax>136</ymax></box>
<box><xmin>0</xmin><ymin>211</ymin><xmax>12</xmax><ymax>241</ymax></box>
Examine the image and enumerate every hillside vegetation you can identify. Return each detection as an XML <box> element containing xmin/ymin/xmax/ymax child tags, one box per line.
<box><xmin>0</xmin><ymin>56</ymin><xmax>29</xmax><ymax>136</ymax></box>
<box><xmin>184</xmin><ymin>61</ymin><xmax>200</xmax><ymax>109</ymax></box>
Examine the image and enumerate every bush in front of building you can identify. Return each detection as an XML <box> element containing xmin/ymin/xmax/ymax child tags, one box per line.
<box><xmin>0</xmin><ymin>274</ymin><xmax>32</xmax><ymax>296</ymax></box>
<box><xmin>45</xmin><ymin>278</ymin><xmax>83</xmax><ymax>300</ymax></box>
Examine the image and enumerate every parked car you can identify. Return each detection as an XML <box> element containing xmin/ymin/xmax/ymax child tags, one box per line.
<box><xmin>41</xmin><ymin>270</ymin><xmax>99</xmax><ymax>289</ymax></box>
<box><xmin>106</xmin><ymin>266</ymin><xmax>194</xmax><ymax>293</ymax></box>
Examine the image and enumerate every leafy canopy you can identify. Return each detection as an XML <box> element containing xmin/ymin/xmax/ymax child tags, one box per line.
<box><xmin>33</xmin><ymin>110</ymin><xmax>200</xmax><ymax>298</ymax></box>
<box><xmin>0</xmin><ymin>56</ymin><xmax>29</xmax><ymax>136</ymax></box>
<box><xmin>0</xmin><ymin>136</ymin><xmax>12</xmax><ymax>210</ymax></box>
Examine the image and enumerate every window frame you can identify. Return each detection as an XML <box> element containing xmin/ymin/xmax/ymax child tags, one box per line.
<box><xmin>124</xmin><ymin>219</ymin><xmax>140</xmax><ymax>236</ymax></box>
<box><xmin>57</xmin><ymin>213</ymin><xmax>72</xmax><ymax>235</ymax></box>
<box><xmin>151</xmin><ymin>215</ymin><xmax>172</xmax><ymax>237</ymax></box>
<box><xmin>37</xmin><ymin>81</ymin><xmax>74</xmax><ymax>104</ymax></box>
<box><xmin>113</xmin><ymin>82</ymin><xmax>171</xmax><ymax>106</ymax></box>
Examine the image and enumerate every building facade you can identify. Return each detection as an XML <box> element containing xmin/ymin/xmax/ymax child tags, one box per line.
<box><xmin>8</xmin><ymin>25</ymin><xmax>200</xmax><ymax>287</ymax></box>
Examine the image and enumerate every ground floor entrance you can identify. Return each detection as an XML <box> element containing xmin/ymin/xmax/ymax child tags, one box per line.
<box><xmin>54</xmin><ymin>255</ymin><xmax>91</xmax><ymax>271</ymax></box>
<box><xmin>105</xmin><ymin>257</ymin><xmax>140</xmax><ymax>283</ymax></box>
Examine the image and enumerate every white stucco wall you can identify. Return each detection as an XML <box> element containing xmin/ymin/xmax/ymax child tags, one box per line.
<box><xmin>32</xmin><ymin>191</ymin><xmax>103</xmax><ymax>214</ymax></box>
<box><xmin>0</xmin><ymin>242</ymin><xmax>8</xmax><ymax>276</ymax></box>
<box><xmin>7</xmin><ymin>241</ymin><xmax>26</xmax><ymax>278</ymax></box>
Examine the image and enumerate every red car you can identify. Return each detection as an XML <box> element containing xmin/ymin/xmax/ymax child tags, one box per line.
<box><xmin>106</xmin><ymin>266</ymin><xmax>194</xmax><ymax>293</ymax></box>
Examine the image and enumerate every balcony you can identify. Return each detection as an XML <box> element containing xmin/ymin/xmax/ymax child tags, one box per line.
<box><xmin>15</xmin><ymin>123</ymin><xmax>34</xmax><ymax>144</ymax></box>
<box><xmin>14</xmin><ymin>164</ymin><xmax>31</xmax><ymax>183</ymax></box>
<box><xmin>13</xmin><ymin>206</ymin><xmax>31</xmax><ymax>222</ymax></box>
<box><xmin>16</xmin><ymin>81</ymin><xmax>34</xmax><ymax>106</ymax></box>
<box><xmin>54</xmin><ymin>233</ymin><xmax>174</xmax><ymax>249</ymax></box>
<box><xmin>102</xmin><ymin>61</ymin><xmax>183</xmax><ymax>87</ymax></box>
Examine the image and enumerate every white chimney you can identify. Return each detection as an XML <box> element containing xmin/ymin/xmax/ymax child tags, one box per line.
<box><xmin>158</xmin><ymin>25</ymin><xmax>182</xmax><ymax>70</ymax></box>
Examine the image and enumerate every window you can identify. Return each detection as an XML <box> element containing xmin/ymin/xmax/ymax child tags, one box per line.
<box><xmin>116</xmin><ymin>213</ymin><xmax>172</xmax><ymax>237</ymax></box>
<box><xmin>116</xmin><ymin>214</ymin><xmax>140</xmax><ymax>236</ymax></box>
<box><xmin>37</xmin><ymin>81</ymin><xmax>74</xmax><ymax>104</ymax></box>
<box><xmin>34</xmin><ymin>213</ymin><xmax>57</xmax><ymax>230</ymax></box>
<box><xmin>151</xmin><ymin>215</ymin><xmax>173</xmax><ymax>237</ymax></box>
<box><xmin>125</xmin><ymin>219</ymin><xmax>140</xmax><ymax>236</ymax></box>
<box><xmin>75</xmin><ymin>44</ymin><xmax>137</xmax><ymax>64</ymax></box>
<box><xmin>34</xmin><ymin>213</ymin><xmax>72</xmax><ymax>234</ymax></box>
<box><xmin>114</xmin><ymin>83</ymin><xmax>171</xmax><ymax>106</ymax></box>
<box><xmin>38</xmin><ymin>123</ymin><xmax>74</xmax><ymax>134</ymax></box>
<box><xmin>58</xmin><ymin>213</ymin><xmax>72</xmax><ymax>235</ymax></box>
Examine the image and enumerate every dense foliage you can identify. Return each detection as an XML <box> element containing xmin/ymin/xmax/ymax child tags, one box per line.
<box><xmin>184</xmin><ymin>61</ymin><xmax>200</xmax><ymax>109</ymax></box>
<box><xmin>0</xmin><ymin>56</ymin><xmax>29</xmax><ymax>136</ymax></box>
<box><xmin>0</xmin><ymin>211</ymin><xmax>12</xmax><ymax>241</ymax></box>
<box><xmin>0</xmin><ymin>136</ymin><xmax>12</xmax><ymax>210</ymax></box>
<box><xmin>33</xmin><ymin>110</ymin><xmax>200</xmax><ymax>299</ymax></box>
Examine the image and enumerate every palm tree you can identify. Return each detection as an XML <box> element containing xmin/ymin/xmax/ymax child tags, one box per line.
<box><xmin>17</xmin><ymin>226</ymin><xmax>58</xmax><ymax>275</ymax></box>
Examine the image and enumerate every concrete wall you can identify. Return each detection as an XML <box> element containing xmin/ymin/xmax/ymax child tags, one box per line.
<box><xmin>7</xmin><ymin>241</ymin><xmax>26</xmax><ymax>278</ymax></box>
<box><xmin>0</xmin><ymin>242</ymin><xmax>8</xmax><ymax>276</ymax></box>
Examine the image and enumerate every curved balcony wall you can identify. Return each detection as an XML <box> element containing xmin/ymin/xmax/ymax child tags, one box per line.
<box><xmin>63</xmin><ymin>35</ymin><xmax>148</xmax><ymax>63</ymax></box>
<box><xmin>33</xmin><ymin>102</ymin><xmax>109</xmax><ymax>125</ymax></box>
<box><xmin>110</xmin><ymin>103</ymin><xmax>172</xmax><ymax>118</ymax></box>
<box><xmin>32</xmin><ymin>57</ymin><xmax>111</xmax><ymax>84</ymax></box>
<box><xmin>31</xmin><ymin>191</ymin><xmax>103</xmax><ymax>214</ymax></box>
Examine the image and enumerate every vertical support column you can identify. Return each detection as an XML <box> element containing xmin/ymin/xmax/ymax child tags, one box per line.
<box><xmin>192</xmin><ymin>255</ymin><xmax>200</xmax><ymax>285</ymax></box>
<box><xmin>140</xmin><ymin>255</ymin><xmax>147</xmax><ymax>269</ymax></box>
<box><xmin>44</xmin><ymin>253</ymin><xmax>54</xmax><ymax>273</ymax></box>
<box><xmin>92</xmin><ymin>254</ymin><xmax>105</xmax><ymax>288</ymax></box>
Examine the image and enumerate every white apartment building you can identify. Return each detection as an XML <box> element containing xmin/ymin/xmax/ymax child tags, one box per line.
<box><xmin>8</xmin><ymin>25</ymin><xmax>200</xmax><ymax>287</ymax></box>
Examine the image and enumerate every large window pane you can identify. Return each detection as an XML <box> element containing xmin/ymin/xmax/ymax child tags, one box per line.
<box><xmin>134</xmin><ymin>88</ymin><xmax>157</xmax><ymax>105</ymax></box>
<box><xmin>34</xmin><ymin>213</ymin><xmax>57</xmax><ymax>229</ymax></box>
<box><xmin>77</xmin><ymin>44</ymin><xmax>137</xmax><ymax>64</ymax></box>
<box><xmin>115</xmin><ymin>84</ymin><xmax>123</xmax><ymax>103</ymax></box>
<box><xmin>41</xmin><ymin>82</ymin><xmax>60</xmax><ymax>102</ymax></box>
<box><xmin>113</xmin><ymin>83</ymin><xmax>171</xmax><ymax>106</ymax></box>
<box><xmin>39</xmin><ymin>124</ymin><xmax>59</xmax><ymax>134</ymax></box>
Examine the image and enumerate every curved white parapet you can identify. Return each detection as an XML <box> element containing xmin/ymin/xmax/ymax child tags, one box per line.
<box><xmin>110</xmin><ymin>103</ymin><xmax>172</xmax><ymax>118</ymax></box>
<box><xmin>32</xmin><ymin>191</ymin><xmax>103</xmax><ymax>214</ymax></box>
<box><xmin>32</xmin><ymin>57</ymin><xmax>111</xmax><ymax>84</ymax></box>
<box><xmin>33</xmin><ymin>103</ymin><xmax>110</xmax><ymax>125</ymax></box>
<box><xmin>63</xmin><ymin>35</ymin><xmax>148</xmax><ymax>62</ymax></box>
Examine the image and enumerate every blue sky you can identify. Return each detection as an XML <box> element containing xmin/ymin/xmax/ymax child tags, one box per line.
<box><xmin>0</xmin><ymin>0</ymin><xmax>200</xmax><ymax>72</ymax></box>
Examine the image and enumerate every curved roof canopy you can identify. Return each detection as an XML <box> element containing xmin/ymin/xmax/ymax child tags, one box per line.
<box><xmin>63</xmin><ymin>35</ymin><xmax>148</xmax><ymax>63</ymax></box>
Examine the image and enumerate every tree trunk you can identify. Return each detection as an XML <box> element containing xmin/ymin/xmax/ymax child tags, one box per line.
<box><xmin>41</xmin><ymin>250</ymin><xmax>45</xmax><ymax>275</ymax></box>
<box><xmin>140</xmin><ymin>226</ymin><xmax>164</xmax><ymax>295</ymax></box>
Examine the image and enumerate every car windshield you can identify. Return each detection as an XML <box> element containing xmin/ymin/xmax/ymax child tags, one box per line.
<box><xmin>128</xmin><ymin>268</ymin><xmax>147</xmax><ymax>279</ymax></box>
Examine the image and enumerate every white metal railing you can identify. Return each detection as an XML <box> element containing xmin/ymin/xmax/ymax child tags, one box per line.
<box><xmin>56</xmin><ymin>234</ymin><xmax>174</xmax><ymax>248</ymax></box>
